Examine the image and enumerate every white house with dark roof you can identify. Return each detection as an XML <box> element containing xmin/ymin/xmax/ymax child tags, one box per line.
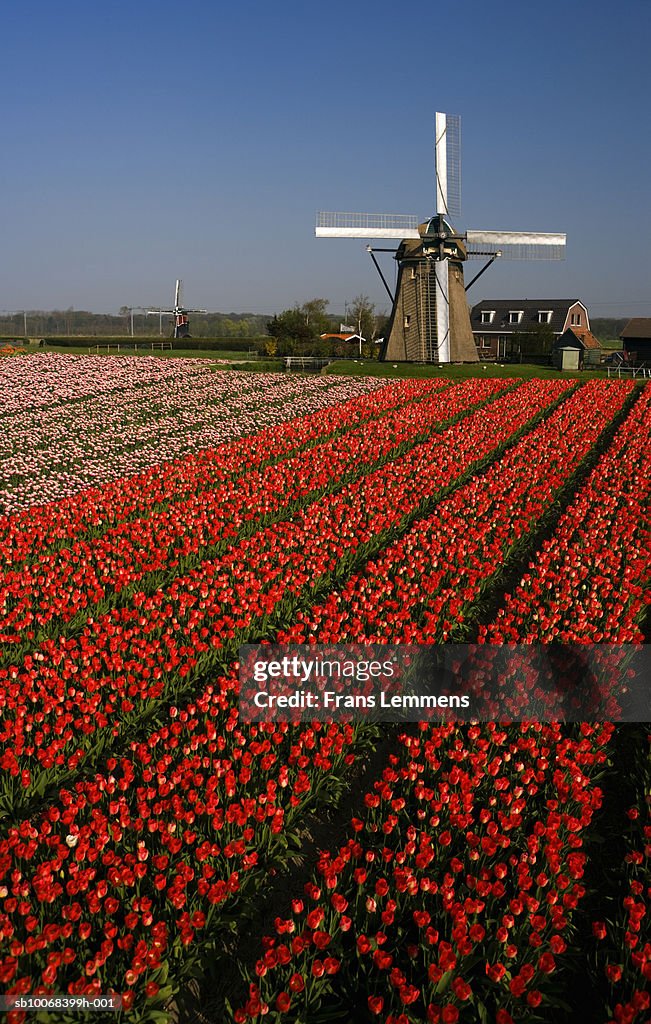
<box><xmin>470</xmin><ymin>299</ymin><xmax>590</xmax><ymax>360</ymax></box>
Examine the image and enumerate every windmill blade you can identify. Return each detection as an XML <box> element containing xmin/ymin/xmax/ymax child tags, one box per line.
<box><xmin>174</xmin><ymin>279</ymin><xmax>183</xmax><ymax>307</ymax></box>
<box><xmin>435</xmin><ymin>113</ymin><xmax>461</xmax><ymax>218</ymax></box>
<box><xmin>465</xmin><ymin>230</ymin><xmax>566</xmax><ymax>260</ymax></box>
<box><xmin>434</xmin><ymin>260</ymin><xmax>450</xmax><ymax>363</ymax></box>
<box><xmin>316</xmin><ymin>211</ymin><xmax>420</xmax><ymax>239</ymax></box>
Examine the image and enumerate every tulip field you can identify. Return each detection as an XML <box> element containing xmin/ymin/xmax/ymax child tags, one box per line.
<box><xmin>0</xmin><ymin>355</ymin><xmax>648</xmax><ymax>1024</ymax></box>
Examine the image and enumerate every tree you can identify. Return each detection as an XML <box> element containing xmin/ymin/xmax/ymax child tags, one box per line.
<box><xmin>301</xmin><ymin>298</ymin><xmax>330</xmax><ymax>336</ymax></box>
<box><xmin>347</xmin><ymin>294</ymin><xmax>378</xmax><ymax>343</ymax></box>
<box><xmin>511</xmin><ymin>322</ymin><xmax>555</xmax><ymax>360</ymax></box>
<box><xmin>267</xmin><ymin>299</ymin><xmax>332</xmax><ymax>352</ymax></box>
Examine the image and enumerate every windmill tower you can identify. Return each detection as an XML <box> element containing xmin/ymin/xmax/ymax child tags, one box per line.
<box><xmin>148</xmin><ymin>279</ymin><xmax>207</xmax><ymax>338</ymax></box>
<box><xmin>316</xmin><ymin>113</ymin><xmax>566</xmax><ymax>364</ymax></box>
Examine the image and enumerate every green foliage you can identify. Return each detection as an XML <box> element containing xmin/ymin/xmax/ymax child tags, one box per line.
<box><xmin>267</xmin><ymin>298</ymin><xmax>333</xmax><ymax>351</ymax></box>
<box><xmin>168</xmin><ymin>337</ymin><xmax>265</xmax><ymax>352</ymax></box>
<box><xmin>511</xmin><ymin>322</ymin><xmax>555</xmax><ymax>358</ymax></box>
<box><xmin>44</xmin><ymin>336</ymin><xmax>266</xmax><ymax>352</ymax></box>
<box><xmin>590</xmin><ymin>318</ymin><xmax>629</xmax><ymax>342</ymax></box>
<box><xmin>0</xmin><ymin>310</ymin><xmax>270</xmax><ymax>339</ymax></box>
<box><xmin>347</xmin><ymin>293</ymin><xmax>387</xmax><ymax>346</ymax></box>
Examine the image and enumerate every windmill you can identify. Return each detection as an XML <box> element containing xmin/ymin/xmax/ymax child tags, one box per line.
<box><xmin>316</xmin><ymin>113</ymin><xmax>566</xmax><ymax>364</ymax></box>
<box><xmin>147</xmin><ymin>279</ymin><xmax>207</xmax><ymax>338</ymax></box>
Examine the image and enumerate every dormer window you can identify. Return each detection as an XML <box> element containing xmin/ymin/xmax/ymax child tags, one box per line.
<box><xmin>509</xmin><ymin>310</ymin><xmax>523</xmax><ymax>325</ymax></box>
<box><xmin>537</xmin><ymin>310</ymin><xmax>552</xmax><ymax>324</ymax></box>
<box><xmin>571</xmin><ymin>312</ymin><xmax>582</xmax><ymax>326</ymax></box>
<box><xmin>481</xmin><ymin>310</ymin><xmax>495</xmax><ymax>324</ymax></box>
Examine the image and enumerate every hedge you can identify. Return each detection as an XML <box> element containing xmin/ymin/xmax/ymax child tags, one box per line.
<box><xmin>40</xmin><ymin>337</ymin><xmax>268</xmax><ymax>352</ymax></box>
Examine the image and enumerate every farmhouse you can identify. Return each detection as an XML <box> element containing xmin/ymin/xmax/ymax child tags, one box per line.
<box><xmin>470</xmin><ymin>299</ymin><xmax>590</xmax><ymax>361</ymax></box>
<box><xmin>620</xmin><ymin>318</ymin><xmax>651</xmax><ymax>365</ymax></box>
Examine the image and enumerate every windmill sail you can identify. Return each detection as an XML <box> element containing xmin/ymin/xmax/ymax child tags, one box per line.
<box><xmin>465</xmin><ymin>230</ymin><xmax>566</xmax><ymax>260</ymax></box>
<box><xmin>435</xmin><ymin>113</ymin><xmax>461</xmax><ymax>218</ymax></box>
<box><xmin>316</xmin><ymin>212</ymin><xmax>420</xmax><ymax>239</ymax></box>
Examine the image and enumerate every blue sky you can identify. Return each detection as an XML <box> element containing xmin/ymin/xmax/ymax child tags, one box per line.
<box><xmin>2</xmin><ymin>0</ymin><xmax>650</xmax><ymax>318</ymax></box>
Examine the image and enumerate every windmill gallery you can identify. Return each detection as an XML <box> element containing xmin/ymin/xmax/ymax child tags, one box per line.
<box><xmin>316</xmin><ymin>113</ymin><xmax>566</xmax><ymax>365</ymax></box>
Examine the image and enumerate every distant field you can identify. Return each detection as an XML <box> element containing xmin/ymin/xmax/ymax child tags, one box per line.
<box><xmin>324</xmin><ymin>358</ymin><xmax>614</xmax><ymax>382</ymax></box>
<box><xmin>20</xmin><ymin>346</ymin><xmax>622</xmax><ymax>382</ymax></box>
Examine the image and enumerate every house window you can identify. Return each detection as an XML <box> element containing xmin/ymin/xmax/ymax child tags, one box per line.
<box><xmin>410</xmin><ymin>267</ymin><xmax>416</xmax><ymax>279</ymax></box>
<box><xmin>509</xmin><ymin>310</ymin><xmax>523</xmax><ymax>324</ymax></box>
<box><xmin>404</xmin><ymin>315</ymin><xmax>411</xmax><ymax>328</ymax></box>
<box><xmin>481</xmin><ymin>310</ymin><xmax>495</xmax><ymax>324</ymax></box>
<box><xmin>570</xmin><ymin>312</ymin><xmax>582</xmax><ymax>326</ymax></box>
<box><xmin>537</xmin><ymin>311</ymin><xmax>552</xmax><ymax>324</ymax></box>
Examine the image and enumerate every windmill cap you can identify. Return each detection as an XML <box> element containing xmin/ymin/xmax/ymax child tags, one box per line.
<box><xmin>419</xmin><ymin>215</ymin><xmax>457</xmax><ymax>238</ymax></box>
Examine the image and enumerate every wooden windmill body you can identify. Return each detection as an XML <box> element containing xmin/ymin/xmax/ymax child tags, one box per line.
<box><xmin>316</xmin><ymin>113</ymin><xmax>566</xmax><ymax>364</ymax></box>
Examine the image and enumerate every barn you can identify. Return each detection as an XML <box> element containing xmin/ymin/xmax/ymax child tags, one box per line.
<box><xmin>620</xmin><ymin>318</ymin><xmax>651</xmax><ymax>365</ymax></box>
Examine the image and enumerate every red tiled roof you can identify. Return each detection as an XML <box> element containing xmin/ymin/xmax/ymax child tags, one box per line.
<box><xmin>320</xmin><ymin>333</ymin><xmax>361</xmax><ymax>341</ymax></box>
<box><xmin>573</xmin><ymin>329</ymin><xmax>602</xmax><ymax>350</ymax></box>
<box><xmin>558</xmin><ymin>328</ymin><xmax>602</xmax><ymax>351</ymax></box>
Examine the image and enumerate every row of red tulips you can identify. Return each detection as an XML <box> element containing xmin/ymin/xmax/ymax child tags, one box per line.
<box><xmin>592</xmin><ymin>797</ymin><xmax>650</xmax><ymax>1024</ymax></box>
<box><xmin>0</xmin><ymin>377</ymin><xmax>438</xmax><ymax>570</ymax></box>
<box><xmin>277</xmin><ymin>380</ymin><xmax>634</xmax><ymax>646</ymax></box>
<box><xmin>0</xmin><ymin>380</ymin><xmax>565</xmax><ymax>800</ymax></box>
<box><xmin>236</xmin><ymin>720</ymin><xmax>614</xmax><ymax>1024</ymax></box>
<box><xmin>0</xmin><ymin>380</ymin><xmax>507</xmax><ymax>644</ymax></box>
<box><xmin>0</xmin><ymin>379</ymin><xmax>644</xmax><ymax>1021</ymax></box>
<box><xmin>231</xmin><ymin>382</ymin><xmax>647</xmax><ymax>1022</ymax></box>
<box><xmin>0</xmin><ymin>381</ymin><xmax>585</xmax><ymax>1009</ymax></box>
<box><xmin>482</xmin><ymin>383</ymin><xmax>651</xmax><ymax>644</ymax></box>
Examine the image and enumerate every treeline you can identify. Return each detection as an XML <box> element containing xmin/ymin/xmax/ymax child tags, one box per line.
<box><xmin>1</xmin><ymin>310</ymin><xmax>631</xmax><ymax>342</ymax></box>
<box><xmin>0</xmin><ymin>310</ymin><xmax>270</xmax><ymax>338</ymax></box>
<box><xmin>590</xmin><ymin>318</ymin><xmax>629</xmax><ymax>341</ymax></box>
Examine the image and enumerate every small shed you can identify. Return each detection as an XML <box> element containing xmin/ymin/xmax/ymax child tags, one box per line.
<box><xmin>621</xmin><ymin>319</ymin><xmax>651</xmax><ymax>365</ymax></box>
<box><xmin>553</xmin><ymin>328</ymin><xmax>603</xmax><ymax>369</ymax></box>
<box><xmin>554</xmin><ymin>346</ymin><xmax>581</xmax><ymax>371</ymax></box>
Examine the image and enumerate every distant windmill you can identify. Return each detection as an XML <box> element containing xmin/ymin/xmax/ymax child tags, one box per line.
<box><xmin>148</xmin><ymin>279</ymin><xmax>207</xmax><ymax>338</ymax></box>
<box><xmin>316</xmin><ymin>113</ymin><xmax>566</xmax><ymax>364</ymax></box>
